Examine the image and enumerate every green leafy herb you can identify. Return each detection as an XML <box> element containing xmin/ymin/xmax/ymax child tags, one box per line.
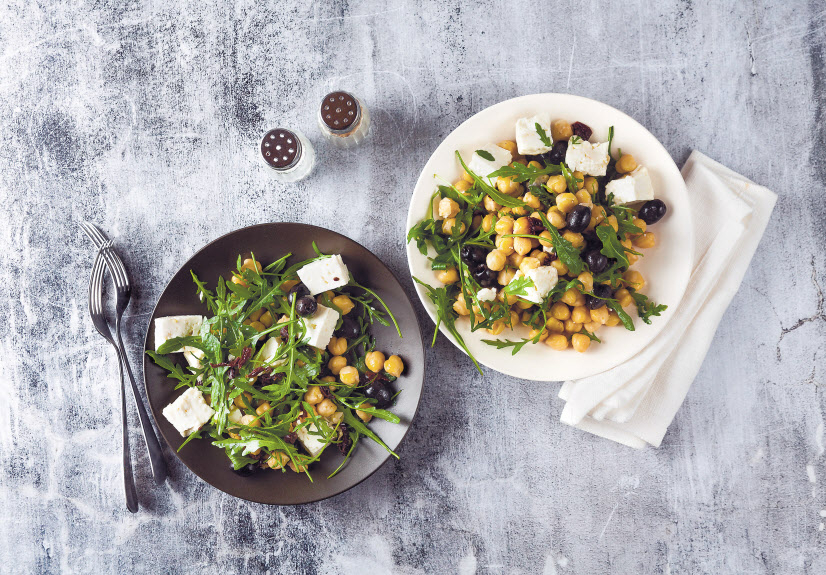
<box><xmin>606</xmin><ymin>126</ymin><xmax>615</xmax><ymax>158</ymax></box>
<box><xmin>607</xmin><ymin>300</ymin><xmax>635</xmax><ymax>331</ymax></box>
<box><xmin>503</xmin><ymin>274</ymin><xmax>535</xmax><ymax>297</ymax></box>
<box><xmin>535</xmin><ymin>122</ymin><xmax>552</xmax><ymax>147</ymax></box>
<box><xmin>456</xmin><ymin>151</ymin><xmax>525</xmax><ymax>208</ymax></box>
<box><xmin>570</xmin><ymin>135</ymin><xmax>582</xmax><ymax>145</ymax></box>
<box><xmin>596</xmin><ymin>224</ymin><xmax>630</xmax><ymax>269</ymax></box>
<box><xmin>631</xmin><ymin>291</ymin><xmax>667</xmax><ymax>324</ymax></box>
<box><xmin>488</xmin><ymin>162</ymin><xmax>562</xmax><ymax>184</ymax></box>
<box><xmin>579</xmin><ymin>329</ymin><xmax>602</xmax><ymax>343</ymax></box>
<box><xmin>475</xmin><ymin>149</ymin><xmax>495</xmax><ymax>162</ymax></box>
<box><xmin>559</xmin><ymin>162</ymin><xmax>582</xmax><ymax>193</ymax></box>
<box><xmin>537</xmin><ymin>212</ymin><xmax>585</xmax><ymax>276</ymax></box>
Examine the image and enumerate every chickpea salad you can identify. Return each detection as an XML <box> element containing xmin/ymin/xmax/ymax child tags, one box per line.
<box><xmin>407</xmin><ymin>114</ymin><xmax>669</xmax><ymax>370</ymax></box>
<box><xmin>147</xmin><ymin>246</ymin><xmax>406</xmax><ymax>480</ymax></box>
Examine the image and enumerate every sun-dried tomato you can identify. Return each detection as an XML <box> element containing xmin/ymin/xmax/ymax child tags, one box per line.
<box><xmin>571</xmin><ymin>122</ymin><xmax>592</xmax><ymax>141</ymax></box>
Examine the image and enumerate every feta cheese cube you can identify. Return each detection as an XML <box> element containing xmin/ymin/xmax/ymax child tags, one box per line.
<box><xmin>257</xmin><ymin>336</ymin><xmax>287</xmax><ymax>367</ymax></box>
<box><xmin>605</xmin><ymin>166</ymin><xmax>655</xmax><ymax>204</ymax></box>
<box><xmin>515</xmin><ymin>113</ymin><xmax>553</xmax><ymax>155</ymax></box>
<box><xmin>301</xmin><ymin>304</ymin><xmax>340</xmax><ymax>349</ymax></box>
<box><xmin>509</xmin><ymin>266</ymin><xmax>559</xmax><ymax>304</ymax></box>
<box><xmin>154</xmin><ymin>315</ymin><xmax>203</xmax><ymax>351</ymax></box>
<box><xmin>467</xmin><ymin>144</ymin><xmax>512</xmax><ymax>185</ymax></box>
<box><xmin>296</xmin><ymin>255</ymin><xmax>350</xmax><ymax>295</ymax></box>
<box><xmin>296</xmin><ymin>422</ymin><xmax>330</xmax><ymax>458</ymax></box>
<box><xmin>564</xmin><ymin>139</ymin><xmax>610</xmax><ymax>176</ymax></box>
<box><xmin>227</xmin><ymin>407</ymin><xmax>244</xmax><ymax>426</ymax></box>
<box><xmin>183</xmin><ymin>348</ymin><xmax>204</xmax><ymax>369</ymax></box>
<box><xmin>162</xmin><ymin>387</ymin><xmax>215</xmax><ymax>437</ymax></box>
<box><xmin>477</xmin><ymin>287</ymin><xmax>497</xmax><ymax>302</ymax></box>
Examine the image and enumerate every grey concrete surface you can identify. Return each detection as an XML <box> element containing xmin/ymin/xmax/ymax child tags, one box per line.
<box><xmin>1</xmin><ymin>0</ymin><xmax>824</xmax><ymax>573</ymax></box>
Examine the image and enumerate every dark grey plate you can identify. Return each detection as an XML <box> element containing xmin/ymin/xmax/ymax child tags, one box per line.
<box><xmin>143</xmin><ymin>223</ymin><xmax>425</xmax><ymax>505</ymax></box>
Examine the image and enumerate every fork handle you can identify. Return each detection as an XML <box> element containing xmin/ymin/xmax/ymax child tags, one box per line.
<box><xmin>117</xmin><ymin>351</ymin><xmax>139</xmax><ymax>513</ymax></box>
<box><xmin>115</xmin><ymin>321</ymin><xmax>168</xmax><ymax>484</ymax></box>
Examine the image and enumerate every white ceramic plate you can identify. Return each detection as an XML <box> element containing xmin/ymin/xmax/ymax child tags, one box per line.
<box><xmin>405</xmin><ymin>93</ymin><xmax>693</xmax><ymax>381</ymax></box>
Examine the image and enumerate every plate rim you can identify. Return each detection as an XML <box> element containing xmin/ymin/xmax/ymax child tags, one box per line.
<box><xmin>143</xmin><ymin>222</ymin><xmax>426</xmax><ymax>505</ymax></box>
<box><xmin>405</xmin><ymin>92</ymin><xmax>693</xmax><ymax>381</ymax></box>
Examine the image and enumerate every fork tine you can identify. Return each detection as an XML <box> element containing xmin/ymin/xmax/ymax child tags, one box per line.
<box><xmin>102</xmin><ymin>246</ymin><xmax>127</xmax><ymax>287</ymax></box>
<box><xmin>83</xmin><ymin>221</ymin><xmax>110</xmax><ymax>246</ymax></box>
<box><xmin>80</xmin><ymin>221</ymin><xmax>104</xmax><ymax>248</ymax></box>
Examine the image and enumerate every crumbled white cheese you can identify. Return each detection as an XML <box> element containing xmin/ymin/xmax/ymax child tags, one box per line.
<box><xmin>301</xmin><ymin>304</ymin><xmax>340</xmax><ymax>349</ymax></box>
<box><xmin>154</xmin><ymin>315</ymin><xmax>203</xmax><ymax>351</ymax></box>
<box><xmin>296</xmin><ymin>255</ymin><xmax>349</xmax><ymax>295</ymax></box>
<box><xmin>296</xmin><ymin>422</ymin><xmax>330</xmax><ymax>458</ymax></box>
<box><xmin>257</xmin><ymin>336</ymin><xmax>286</xmax><ymax>367</ymax></box>
<box><xmin>467</xmin><ymin>144</ymin><xmax>512</xmax><ymax>185</ymax></box>
<box><xmin>515</xmin><ymin>113</ymin><xmax>553</xmax><ymax>155</ymax></box>
<box><xmin>476</xmin><ymin>287</ymin><xmax>497</xmax><ymax>302</ymax></box>
<box><xmin>162</xmin><ymin>387</ymin><xmax>215</xmax><ymax>437</ymax></box>
<box><xmin>509</xmin><ymin>266</ymin><xmax>559</xmax><ymax>304</ymax></box>
<box><xmin>605</xmin><ymin>166</ymin><xmax>655</xmax><ymax>204</ymax></box>
<box><xmin>564</xmin><ymin>139</ymin><xmax>610</xmax><ymax>176</ymax></box>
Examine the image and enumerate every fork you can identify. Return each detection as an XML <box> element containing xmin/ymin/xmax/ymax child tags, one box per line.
<box><xmin>89</xmin><ymin>243</ymin><xmax>139</xmax><ymax>513</ymax></box>
<box><xmin>80</xmin><ymin>221</ymin><xmax>168</xmax><ymax>485</ymax></box>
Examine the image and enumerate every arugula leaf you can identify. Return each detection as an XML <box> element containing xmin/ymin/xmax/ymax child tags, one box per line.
<box><xmin>579</xmin><ymin>329</ymin><xmax>602</xmax><ymax>343</ymax></box>
<box><xmin>596</xmin><ymin>224</ymin><xmax>630</xmax><ymax>269</ymax></box>
<box><xmin>607</xmin><ymin>126</ymin><xmax>615</xmax><ymax>158</ymax></box>
<box><xmin>526</xmin><ymin>184</ymin><xmax>555</xmax><ymax>206</ymax></box>
<box><xmin>502</xmin><ymin>274</ymin><xmax>535</xmax><ymax>297</ymax></box>
<box><xmin>456</xmin><ymin>151</ymin><xmax>525</xmax><ymax>208</ymax></box>
<box><xmin>559</xmin><ymin>162</ymin><xmax>582</xmax><ymax>193</ymax></box>
<box><xmin>537</xmin><ymin>212</ymin><xmax>585</xmax><ymax>276</ymax></box>
<box><xmin>481</xmin><ymin>336</ymin><xmax>536</xmax><ymax>355</ymax></box>
<box><xmin>488</xmin><ymin>162</ymin><xmax>562</xmax><ymax>184</ymax></box>
<box><xmin>535</xmin><ymin>123</ymin><xmax>552</xmax><ymax>147</ymax></box>
<box><xmin>570</xmin><ymin>135</ymin><xmax>582</xmax><ymax>145</ymax></box>
<box><xmin>630</xmin><ymin>291</ymin><xmax>667</xmax><ymax>324</ymax></box>
<box><xmin>607</xmin><ymin>300</ymin><xmax>635</xmax><ymax>331</ymax></box>
<box><xmin>475</xmin><ymin>149</ymin><xmax>495</xmax><ymax>161</ymax></box>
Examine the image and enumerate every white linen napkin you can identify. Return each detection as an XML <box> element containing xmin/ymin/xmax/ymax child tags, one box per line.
<box><xmin>557</xmin><ymin>151</ymin><xmax>777</xmax><ymax>448</ymax></box>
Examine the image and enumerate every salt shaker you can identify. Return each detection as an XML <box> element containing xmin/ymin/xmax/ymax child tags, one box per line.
<box><xmin>260</xmin><ymin>128</ymin><xmax>315</xmax><ymax>182</ymax></box>
<box><xmin>317</xmin><ymin>91</ymin><xmax>370</xmax><ymax>148</ymax></box>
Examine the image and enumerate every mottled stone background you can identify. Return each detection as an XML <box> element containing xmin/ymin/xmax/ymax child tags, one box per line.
<box><xmin>1</xmin><ymin>0</ymin><xmax>824</xmax><ymax>573</ymax></box>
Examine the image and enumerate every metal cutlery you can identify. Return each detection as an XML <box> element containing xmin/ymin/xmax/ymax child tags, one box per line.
<box><xmin>88</xmin><ymin>243</ymin><xmax>139</xmax><ymax>513</ymax></box>
<box><xmin>80</xmin><ymin>221</ymin><xmax>168</xmax><ymax>485</ymax></box>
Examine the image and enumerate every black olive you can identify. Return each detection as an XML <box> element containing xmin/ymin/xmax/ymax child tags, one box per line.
<box><xmin>335</xmin><ymin>315</ymin><xmax>360</xmax><ymax>339</ymax></box>
<box><xmin>586</xmin><ymin>284</ymin><xmax>614</xmax><ymax>310</ymax></box>
<box><xmin>472</xmin><ymin>264</ymin><xmax>496</xmax><ymax>287</ymax></box>
<box><xmin>295</xmin><ymin>295</ymin><xmax>317</xmax><ymax>317</ymax></box>
<box><xmin>479</xmin><ymin>268</ymin><xmax>497</xmax><ymax>287</ymax></box>
<box><xmin>232</xmin><ymin>462</ymin><xmax>258</xmax><ymax>476</ymax></box>
<box><xmin>463</xmin><ymin>245</ymin><xmax>487</xmax><ymax>264</ymax></box>
<box><xmin>527</xmin><ymin>217</ymin><xmax>545</xmax><ymax>235</ymax></box>
<box><xmin>584</xmin><ymin>250</ymin><xmax>609</xmax><ymax>274</ymax></box>
<box><xmin>639</xmin><ymin>199</ymin><xmax>667</xmax><ymax>225</ymax></box>
<box><xmin>543</xmin><ymin>141</ymin><xmax>568</xmax><ymax>165</ymax></box>
<box><xmin>566</xmin><ymin>205</ymin><xmax>592</xmax><ymax>233</ymax></box>
<box><xmin>365</xmin><ymin>381</ymin><xmax>393</xmax><ymax>409</ymax></box>
<box><xmin>288</xmin><ymin>282</ymin><xmax>310</xmax><ymax>303</ymax></box>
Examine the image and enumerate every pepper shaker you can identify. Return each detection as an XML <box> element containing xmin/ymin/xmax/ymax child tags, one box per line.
<box><xmin>317</xmin><ymin>91</ymin><xmax>370</xmax><ymax>148</ymax></box>
<box><xmin>260</xmin><ymin>128</ymin><xmax>315</xmax><ymax>182</ymax></box>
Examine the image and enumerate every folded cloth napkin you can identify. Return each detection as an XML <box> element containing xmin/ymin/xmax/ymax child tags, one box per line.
<box><xmin>558</xmin><ymin>151</ymin><xmax>777</xmax><ymax>448</ymax></box>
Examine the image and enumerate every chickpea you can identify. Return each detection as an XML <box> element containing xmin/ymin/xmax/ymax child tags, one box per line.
<box><xmin>462</xmin><ymin>170</ymin><xmax>474</xmax><ymax>184</ymax></box>
<box><xmin>436</xmin><ymin>267</ymin><xmax>459</xmax><ymax>284</ymax></box>
<box><xmin>241</xmin><ymin>258</ymin><xmax>263</xmax><ymax>273</ymax></box>
<box><xmin>267</xmin><ymin>452</ymin><xmax>290</xmax><ymax>470</ymax></box>
<box><xmin>572</xmin><ymin>305</ymin><xmax>590</xmax><ymax>324</ymax></box>
<box><xmin>454</xmin><ymin>179</ymin><xmax>472</xmax><ymax>193</ymax></box>
<box><xmin>513</xmin><ymin>217</ymin><xmax>531</xmax><ymax>236</ymax></box>
<box><xmin>519</xmin><ymin>257</ymin><xmax>541</xmax><ymax>273</ymax></box>
<box><xmin>339</xmin><ymin>366</ymin><xmax>360</xmax><ymax>386</ymax></box>
<box><xmin>438</xmin><ymin>197</ymin><xmax>460</xmax><ymax>219</ymax></box>
<box><xmin>498</xmin><ymin>268</ymin><xmax>516</xmax><ymax>286</ymax></box>
<box><xmin>482</xmin><ymin>213</ymin><xmax>496</xmax><ymax>232</ymax></box>
<box><xmin>523</xmin><ymin>191</ymin><xmax>542</xmax><ymax>209</ymax></box>
<box><xmin>607</xmin><ymin>215</ymin><xmax>619</xmax><ymax>232</ymax></box>
<box><xmin>495</xmin><ymin>235</ymin><xmax>515</xmax><ymax>256</ymax></box>
<box><xmin>578</xmin><ymin>272</ymin><xmax>594</xmax><ymax>293</ymax></box>
<box><xmin>288</xmin><ymin>460</ymin><xmax>307</xmax><ymax>473</ymax></box>
<box><xmin>328</xmin><ymin>355</ymin><xmax>347</xmax><ymax>375</ymax></box>
<box><xmin>537</xmin><ymin>230</ymin><xmax>553</xmax><ymax>248</ymax></box>
<box><xmin>495</xmin><ymin>216</ymin><xmax>514</xmax><ymax>235</ymax></box>
<box><xmin>497</xmin><ymin>140</ymin><xmax>518</xmax><ymax>155</ymax></box>
<box><xmin>441</xmin><ymin>218</ymin><xmax>465</xmax><ymax>235</ymax></box>
<box><xmin>592</xmin><ymin>205</ymin><xmax>606</xmax><ymax>226</ymax></box>
<box><xmin>330</xmin><ymin>294</ymin><xmax>354</xmax><ymax>315</ymax></box>
<box><xmin>497</xmin><ymin>176</ymin><xmax>522</xmax><ymax>196</ymax></box>
<box><xmin>605</xmin><ymin>311</ymin><xmax>622</xmax><ymax>327</ymax></box>
<box><xmin>317</xmin><ymin>399</ymin><xmax>337</xmax><ymax>418</ymax></box>
<box><xmin>528</xmin><ymin>327</ymin><xmax>549</xmax><ymax>342</ymax></box>
<box><xmin>471</xmin><ymin>214</ymin><xmax>483</xmax><ymax>231</ymax></box>
<box><xmin>583</xmin><ymin>321</ymin><xmax>602</xmax><ymax>334</ymax></box>
<box><xmin>616</xmin><ymin>154</ymin><xmax>637</xmax><ymax>174</ymax></box>
<box><xmin>583</xmin><ymin>177</ymin><xmax>599</xmax><ymax>195</ymax></box>
<box><xmin>240</xmin><ymin>414</ymin><xmax>260</xmax><ymax>428</ymax></box>
<box><xmin>484</xmin><ymin>195</ymin><xmax>502</xmax><ymax>212</ymax></box>
<box><xmin>564</xmin><ymin>319</ymin><xmax>583</xmax><ymax>334</ymax></box>
<box><xmin>551</xmin><ymin>302</ymin><xmax>571</xmax><ymax>321</ymax></box>
<box><xmin>304</xmin><ymin>386</ymin><xmax>324</xmax><ymax>405</ymax></box>
<box><xmin>551</xmin><ymin>259</ymin><xmax>569</xmax><ymax>276</ymax></box>
<box><xmin>508</xmin><ymin>253</ymin><xmax>524</xmax><ymax>269</ymax></box>
<box><xmin>256</xmin><ymin>402</ymin><xmax>272</xmax><ymax>416</ymax></box>
<box><xmin>250</xmin><ymin>320</ymin><xmax>266</xmax><ymax>332</ymax></box>
<box><xmin>231</xmin><ymin>275</ymin><xmax>248</xmax><ymax>287</ymax></box>
<box><xmin>634</xmin><ymin>232</ymin><xmax>656</xmax><ymax>249</ymax></box>
<box><xmin>509</xmin><ymin>310</ymin><xmax>521</xmax><ymax>327</ymax></box>
<box><xmin>546</xmin><ymin>207</ymin><xmax>566</xmax><ymax>229</ymax></box>
<box><xmin>551</xmin><ymin>119</ymin><xmax>573</xmax><ymax>141</ymax></box>
<box><xmin>562</xmin><ymin>230</ymin><xmax>584</xmax><ymax>248</ymax></box>
<box><xmin>328</xmin><ymin>411</ymin><xmax>344</xmax><ymax>425</ymax></box>
<box><xmin>365</xmin><ymin>351</ymin><xmax>386</xmax><ymax>373</ymax></box>
<box><xmin>234</xmin><ymin>392</ymin><xmax>252</xmax><ymax>409</ymax></box>
<box><xmin>486</xmin><ymin>320</ymin><xmax>506</xmax><ymax>335</ymax></box>
<box><xmin>513</xmin><ymin>236</ymin><xmax>532</xmax><ymax>256</ymax></box>
<box><xmin>575</xmin><ymin>189</ymin><xmax>592</xmax><ymax>205</ymax></box>
<box><xmin>546</xmin><ymin>174</ymin><xmax>567</xmax><ymax>194</ymax></box>
<box><xmin>482</xmin><ymin>249</ymin><xmax>504</xmax><ymax>272</ymax></box>
<box><xmin>545</xmin><ymin>317</ymin><xmax>565</xmax><ymax>333</ymax></box>
<box><xmin>280</xmin><ymin>279</ymin><xmax>299</xmax><ymax>292</ymax></box>
<box><xmin>259</xmin><ymin>310</ymin><xmax>274</xmax><ymax>328</ymax></box>
<box><xmin>384</xmin><ymin>355</ymin><xmax>404</xmax><ymax>377</ymax></box>
<box><xmin>248</xmin><ymin>308</ymin><xmax>264</xmax><ymax>322</ymax></box>
<box><xmin>615</xmin><ymin>288</ymin><xmax>634</xmax><ymax>308</ymax></box>
<box><xmin>498</xmin><ymin>290</ymin><xmax>518</xmax><ymax>306</ymax></box>
<box><xmin>571</xmin><ymin>333</ymin><xmax>591</xmax><ymax>353</ymax></box>
<box><xmin>356</xmin><ymin>403</ymin><xmax>373</xmax><ymax>422</ymax></box>
<box><xmin>327</xmin><ymin>336</ymin><xmax>348</xmax><ymax>356</ymax></box>
<box><xmin>545</xmin><ymin>334</ymin><xmax>569</xmax><ymax>351</ymax></box>
<box><xmin>623</xmin><ymin>270</ymin><xmax>645</xmax><ymax>291</ymax></box>
<box><xmin>556</xmin><ymin>192</ymin><xmax>578</xmax><ymax>214</ymax></box>
<box><xmin>516</xmin><ymin>300</ymin><xmax>534</xmax><ymax>311</ymax></box>
<box><xmin>560</xmin><ymin>288</ymin><xmax>581</xmax><ymax>306</ymax></box>
<box><xmin>632</xmin><ymin>217</ymin><xmax>647</xmax><ymax>234</ymax></box>
<box><xmin>590</xmin><ymin>306</ymin><xmax>611</xmax><ymax>325</ymax></box>
<box><xmin>453</xmin><ymin>294</ymin><xmax>471</xmax><ymax>316</ymax></box>
<box><xmin>511</xmin><ymin>205</ymin><xmax>528</xmax><ymax>216</ymax></box>
<box><xmin>320</xmin><ymin>375</ymin><xmax>336</xmax><ymax>383</ymax></box>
